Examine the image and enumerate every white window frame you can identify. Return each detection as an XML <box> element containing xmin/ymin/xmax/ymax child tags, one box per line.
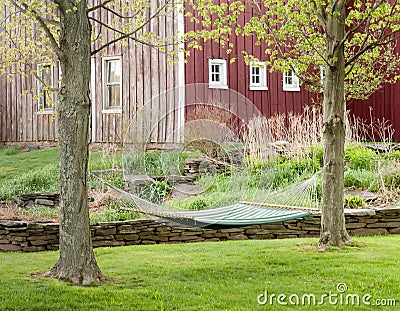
<box><xmin>37</xmin><ymin>63</ymin><xmax>54</xmax><ymax>113</ymax></box>
<box><xmin>58</xmin><ymin>60</ymin><xmax>62</xmax><ymax>87</ymax></box>
<box><xmin>102</xmin><ymin>56</ymin><xmax>122</xmax><ymax>113</ymax></box>
<box><xmin>320</xmin><ymin>65</ymin><xmax>326</xmax><ymax>87</ymax></box>
<box><xmin>249</xmin><ymin>61</ymin><xmax>268</xmax><ymax>91</ymax></box>
<box><xmin>208</xmin><ymin>58</ymin><xmax>228</xmax><ymax>89</ymax></box>
<box><xmin>283</xmin><ymin>69</ymin><xmax>300</xmax><ymax>92</ymax></box>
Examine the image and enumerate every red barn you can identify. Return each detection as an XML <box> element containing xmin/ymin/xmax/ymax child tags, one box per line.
<box><xmin>1</xmin><ymin>2</ymin><xmax>399</xmax><ymax>145</ymax></box>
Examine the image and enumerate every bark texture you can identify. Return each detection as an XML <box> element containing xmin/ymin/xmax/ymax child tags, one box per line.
<box><xmin>319</xmin><ymin>1</ymin><xmax>352</xmax><ymax>250</ymax></box>
<box><xmin>47</xmin><ymin>1</ymin><xmax>103</xmax><ymax>285</ymax></box>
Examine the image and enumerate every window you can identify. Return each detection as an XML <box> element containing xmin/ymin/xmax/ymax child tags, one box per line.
<box><xmin>249</xmin><ymin>62</ymin><xmax>268</xmax><ymax>90</ymax></box>
<box><xmin>102</xmin><ymin>57</ymin><xmax>122</xmax><ymax>112</ymax></box>
<box><xmin>37</xmin><ymin>64</ymin><xmax>54</xmax><ymax>111</ymax></box>
<box><xmin>283</xmin><ymin>69</ymin><xmax>300</xmax><ymax>91</ymax></box>
<box><xmin>208</xmin><ymin>59</ymin><xmax>228</xmax><ymax>89</ymax></box>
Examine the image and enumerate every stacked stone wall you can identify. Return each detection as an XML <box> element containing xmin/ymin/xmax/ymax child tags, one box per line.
<box><xmin>1</xmin><ymin>208</ymin><xmax>399</xmax><ymax>252</ymax></box>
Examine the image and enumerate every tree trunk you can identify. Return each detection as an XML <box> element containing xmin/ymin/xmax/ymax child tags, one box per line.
<box><xmin>47</xmin><ymin>1</ymin><xmax>103</xmax><ymax>285</ymax></box>
<box><xmin>319</xmin><ymin>1</ymin><xmax>351</xmax><ymax>250</ymax></box>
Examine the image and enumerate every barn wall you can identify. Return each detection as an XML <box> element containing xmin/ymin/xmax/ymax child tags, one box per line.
<box><xmin>0</xmin><ymin>64</ymin><xmax>59</xmax><ymax>144</ymax></box>
<box><xmin>348</xmin><ymin>63</ymin><xmax>400</xmax><ymax>142</ymax></box>
<box><xmin>184</xmin><ymin>5</ymin><xmax>319</xmax><ymax>124</ymax></box>
<box><xmin>184</xmin><ymin>5</ymin><xmax>400</xmax><ymax>141</ymax></box>
<box><xmin>2</xmin><ymin>1</ymin><xmax>399</xmax><ymax>144</ymax></box>
<box><xmin>88</xmin><ymin>0</ymin><xmax>184</xmax><ymax>145</ymax></box>
<box><xmin>0</xmin><ymin>0</ymin><xmax>184</xmax><ymax>145</ymax></box>
<box><xmin>347</xmin><ymin>38</ymin><xmax>400</xmax><ymax>141</ymax></box>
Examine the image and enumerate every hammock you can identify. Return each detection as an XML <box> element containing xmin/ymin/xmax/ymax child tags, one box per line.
<box><xmin>146</xmin><ymin>203</ymin><xmax>314</xmax><ymax>227</ymax></box>
<box><xmin>91</xmin><ymin>172</ymin><xmax>319</xmax><ymax>227</ymax></box>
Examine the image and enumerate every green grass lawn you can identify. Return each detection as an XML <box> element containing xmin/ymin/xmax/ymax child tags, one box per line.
<box><xmin>0</xmin><ymin>146</ymin><xmax>123</xmax><ymax>200</ymax></box>
<box><xmin>0</xmin><ymin>146</ymin><xmax>399</xmax><ymax>310</ymax></box>
<box><xmin>0</xmin><ymin>146</ymin><xmax>120</xmax><ymax>181</ymax></box>
<box><xmin>0</xmin><ymin>147</ymin><xmax>60</xmax><ymax>182</ymax></box>
<box><xmin>0</xmin><ymin>236</ymin><xmax>399</xmax><ymax>310</ymax></box>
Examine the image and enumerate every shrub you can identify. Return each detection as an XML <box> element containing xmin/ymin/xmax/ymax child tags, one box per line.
<box><xmin>246</xmin><ymin>157</ymin><xmax>274</xmax><ymax>172</ymax></box>
<box><xmin>382</xmin><ymin>150</ymin><xmax>400</xmax><ymax>162</ymax></box>
<box><xmin>138</xmin><ymin>180</ymin><xmax>172</xmax><ymax>204</ymax></box>
<box><xmin>344</xmin><ymin>143</ymin><xmax>377</xmax><ymax>170</ymax></box>
<box><xmin>168</xmin><ymin>195</ymin><xmax>211</xmax><ymax>211</ymax></box>
<box><xmin>270</xmin><ymin>156</ymin><xmax>320</xmax><ymax>189</ymax></box>
<box><xmin>277</xmin><ymin>155</ymin><xmax>320</xmax><ymax>174</ymax></box>
<box><xmin>168</xmin><ymin>189</ymin><xmax>244</xmax><ymax>211</ymax></box>
<box><xmin>344</xmin><ymin>169</ymin><xmax>379</xmax><ymax>192</ymax></box>
<box><xmin>197</xmin><ymin>173</ymin><xmax>230</xmax><ymax>193</ymax></box>
<box><xmin>308</xmin><ymin>144</ymin><xmax>324</xmax><ymax>167</ymax></box>
<box><xmin>187</xmin><ymin>197</ymin><xmax>209</xmax><ymax>210</ymax></box>
<box><xmin>344</xmin><ymin>195</ymin><xmax>366</xmax><ymax>208</ymax></box>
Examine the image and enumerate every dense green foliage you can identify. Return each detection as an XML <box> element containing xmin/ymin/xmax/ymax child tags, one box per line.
<box><xmin>344</xmin><ymin>169</ymin><xmax>379</xmax><ymax>192</ymax></box>
<box><xmin>137</xmin><ymin>180</ymin><xmax>173</xmax><ymax>204</ymax></box>
<box><xmin>0</xmin><ymin>236</ymin><xmax>399</xmax><ymax>310</ymax></box>
<box><xmin>344</xmin><ymin>194</ymin><xmax>367</xmax><ymax>208</ymax></box>
<box><xmin>344</xmin><ymin>143</ymin><xmax>378</xmax><ymax>170</ymax></box>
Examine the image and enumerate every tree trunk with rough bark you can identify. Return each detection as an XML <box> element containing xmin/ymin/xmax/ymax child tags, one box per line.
<box><xmin>46</xmin><ymin>1</ymin><xmax>103</xmax><ymax>285</ymax></box>
<box><xmin>319</xmin><ymin>1</ymin><xmax>352</xmax><ymax>250</ymax></box>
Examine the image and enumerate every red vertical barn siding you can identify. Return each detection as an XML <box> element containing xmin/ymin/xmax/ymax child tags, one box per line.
<box><xmin>184</xmin><ymin>6</ymin><xmax>400</xmax><ymax>141</ymax></box>
<box><xmin>347</xmin><ymin>42</ymin><xmax>400</xmax><ymax>141</ymax></box>
<box><xmin>184</xmin><ymin>8</ymin><xmax>319</xmax><ymax>126</ymax></box>
<box><xmin>348</xmin><ymin>80</ymin><xmax>400</xmax><ymax>141</ymax></box>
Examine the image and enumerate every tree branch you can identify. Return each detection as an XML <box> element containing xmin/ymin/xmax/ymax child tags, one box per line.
<box><xmin>52</xmin><ymin>0</ymin><xmax>72</xmax><ymax>16</ymax></box>
<box><xmin>90</xmin><ymin>15</ymin><xmax>177</xmax><ymax>55</ymax></box>
<box><xmin>340</xmin><ymin>0</ymin><xmax>383</xmax><ymax>47</ymax></box>
<box><xmin>310</xmin><ymin>0</ymin><xmax>327</xmax><ymax>30</ymax></box>
<box><xmin>346</xmin><ymin>0</ymin><xmax>400</xmax><ymax>68</ymax></box>
<box><xmin>10</xmin><ymin>0</ymin><xmax>62</xmax><ymax>58</ymax></box>
<box><xmin>298</xmin><ymin>24</ymin><xmax>328</xmax><ymax>64</ymax></box>
<box><xmin>87</xmin><ymin>0</ymin><xmax>113</xmax><ymax>14</ymax></box>
<box><xmin>91</xmin><ymin>0</ymin><xmax>173</xmax><ymax>55</ymax></box>
<box><xmin>345</xmin><ymin>32</ymin><xmax>400</xmax><ymax>68</ymax></box>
